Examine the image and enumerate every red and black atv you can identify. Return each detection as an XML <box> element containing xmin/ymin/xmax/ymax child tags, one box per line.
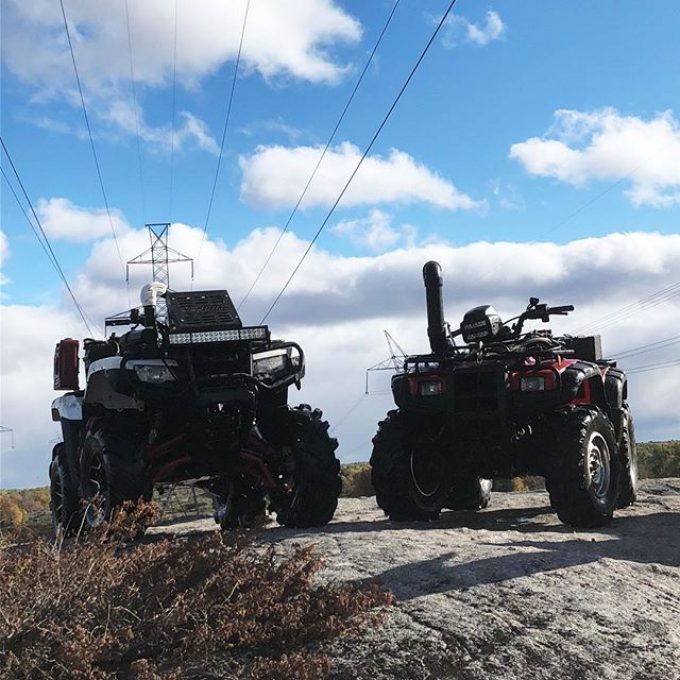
<box><xmin>371</xmin><ymin>261</ymin><xmax>637</xmax><ymax>528</ymax></box>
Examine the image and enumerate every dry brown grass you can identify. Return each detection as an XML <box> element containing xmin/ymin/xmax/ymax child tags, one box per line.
<box><xmin>0</xmin><ymin>505</ymin><xmax>392</xmax><ymax>679</ymax></box>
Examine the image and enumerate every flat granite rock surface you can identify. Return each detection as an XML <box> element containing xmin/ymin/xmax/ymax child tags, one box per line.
<box><xmin>150</xmin><ymin>479</ymin><xmax>680</xmax><ymax>680</ymax></box>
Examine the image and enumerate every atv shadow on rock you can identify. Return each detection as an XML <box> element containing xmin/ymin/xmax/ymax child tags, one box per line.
<box><xmin>353</xmin><ymin>509</ymin><xmax>680</xmax><ymax>600</ymax></box>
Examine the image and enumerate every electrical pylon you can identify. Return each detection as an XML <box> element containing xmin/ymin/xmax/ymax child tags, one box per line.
<box><xmin>126</xmin><ymin>223</ymin><xmax>194</xmax><ymax>321</ymax></box>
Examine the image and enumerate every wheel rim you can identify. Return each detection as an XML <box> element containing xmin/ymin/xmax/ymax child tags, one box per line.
<box><xmin>85</xmin><ymin>452</ymin><xmax>107</xmax><ymax>528</ymax></box>
<box><xmin>410</xmin><ymin>448</ymin><xmax>444</xmax><ymax>499</ymax></box>
<box><xmin>587</xmin><ymin>432</ymin><xmax>611</xmax><ymax>499</ymax></box>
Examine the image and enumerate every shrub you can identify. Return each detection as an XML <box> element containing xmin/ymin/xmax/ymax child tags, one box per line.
<box><xmin>0</xmin><ymin>488</ymin><xmax>51</xmax><ymax>529</ymax></box>
<box><xmin>340</xmin><ymin>463</ymin><xmax>374</xmax><ymax>497</ymax></box>
<box><xmin>0</xmin><ymin>507</ymin><xmax>392</xmax><ymax>680</ymax></box>
<box><xmin>638</xmin><ymin>440</ymin><xmax>680</xmax><ymax>479</ymax></box>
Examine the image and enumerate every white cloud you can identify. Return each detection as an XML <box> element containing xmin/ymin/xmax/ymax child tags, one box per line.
<box><xmin>2</xmin><ymin>0</ymin><xmax>361</xmax><ymax>152</ymax></box>
<box><xmin>239</xmin><ymin>142</ymin><xmax>483</xmax><ymax>210</ymax></box>
<box><xmin>510</xmin><ymin>108</ymin><xmax>680</xmax><ymax>207</ymax></box>
<box><xmin>332</xmin><ymin>210</ymin><xmax>416</xmax><ymax>251</ymax></box>
<box><xmin>489</xmin><ymin>180</ymin><xmax>524</xmax><ymax>211</ymax></box>
<box><xmin>2</xmin><ymin>0</ymin><xmax>361</xmax><ymax>91</ymax></box>
<box><xmin>238</xmin><ymin>118</ymin><xmax>303</xmax><ymax>143</ymax></box>
<box><xmin>101</xmin><ymin>101</ymin><xmax>219</xmax><ymax>155</ymax></box>
<box><xmin>442</xmin><ymin>10</ymin><xmax>506</xmax><ymax>48</ymax></box>
<box><xmin>2</xmin><ymin>218</ymin><xmax>679</xmax><ymax>488</ymax></box>
<box><xmin>36</xmin><ymin>197</ymin><xmax>132</xmax><ymax>243</ymax></box>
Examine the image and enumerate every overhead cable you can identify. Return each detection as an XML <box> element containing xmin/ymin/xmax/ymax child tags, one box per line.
<box><xmin>1</xmin><ymin>138</ymin><xmax>97</xmax><ymax>336</ymax></box>
<box><xmin>625</xmin><ymin>358</ymin><xmax>680</xmax><ymax>375</ymax></box>
<box><xmin>612</xmin><ymin>334</ymin><xmax>680</xmax><ymax>361</ymax></box>
<box><xmin>59</xmin><ymin>0</ymin><xmax>126</xmax><ymax>280</ymax></box>
<box><xmin>197</xmin><ymin>0</ymin><xmax>251</xmax><ymax>263</ymax></box>
<box><xmin>237</xmin><ymin>0</ymin><xmax>402</xmax><ymax>311</ymax></box>
<box><xmin>575</xmin><ymin>281</ymin><xmax>680</xmax><ymax>334</ymax></box>
<box><xmin>259</xmin><ymin>0</ymin><xmax>460</xmax><ymax>324</ymax></box>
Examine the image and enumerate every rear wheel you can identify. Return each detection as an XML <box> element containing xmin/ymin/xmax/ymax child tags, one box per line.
<box><xmin>446</xmin><ymin>476</ymin><xmax>492</xmax><ymax>511</ymax></box>
<box><xmin>81</xmin><ymin>423</ymin><xmax>151</xmax><ymax>530</ymax></box>
<box><xmin>275</xmin><ymin>405</ymin><xmax>342</xmax><ymax>528</ymax></box>
<box><xmin>49</xmin><ymin>444</ymin><xmax>81</xmax><ymax>536</ymax></box>
<box><xmin>371</xmin><ymin>410</ymin><xmax>439</xmax><ymax>522</ymax></box>
<box><xmin>617</xmin><ymin>406</ymin><xmax>638</xmax><ymax>508</ymax></box>
<box><xmin>546</xmin><ymin>407</ymin><xmax>620</xmax><ymax>528</ymax></box>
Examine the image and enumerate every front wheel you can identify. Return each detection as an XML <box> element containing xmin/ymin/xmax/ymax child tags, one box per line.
<box><xmin>80</xmin><ymin>423</ymin><xmax>151</xmax><ymax>531</ymax></box>
<box><xmin>274</xmin><ymin>405</ymin><xmax>342</xmax><ymax>528</ymax></box>
<box><xmin>49</xmin><ymin>444</ymin><xmax>81</xmax><ymax>536</ymax></box>
<box><xmin>371</xmin><ymin>410</ymin><xmax>439</xmax><ymax>522</ymax></box>
<box><xmin>546</xmin><ymin>407</ymin><xmax>620</xmax><ymax>528</ymax></box>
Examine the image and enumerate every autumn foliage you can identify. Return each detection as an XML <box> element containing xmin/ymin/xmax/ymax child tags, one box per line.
<box><xmin>0</xmin><ymin>487</ymin><xmax>50</xmax><ymax>529</ymax></box>
<box><xmin>0</xmin><ymin>507</ymin><xmax>392</xmax><ymax>679</ymax></box>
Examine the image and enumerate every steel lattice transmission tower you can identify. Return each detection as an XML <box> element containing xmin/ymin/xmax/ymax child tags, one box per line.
<box><xmin>126</xmin><ymin>223</ymin><xmax>194</xmax><ymax>320</ymax></box>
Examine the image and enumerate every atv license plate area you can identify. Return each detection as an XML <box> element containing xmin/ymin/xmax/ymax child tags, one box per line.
<box><xmin>452</xmin><ymin>367</ymin><xmax>505</xmax><ymax>415</ymax></box>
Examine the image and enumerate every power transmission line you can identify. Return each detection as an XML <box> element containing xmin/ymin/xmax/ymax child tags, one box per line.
<box><xmin>330</xmin><ymin>394</ymin><xmax>368</xmax><ymax>434</ymax></box>
<box><xmin>59</xmin><ymin>0</ymin><xmax>126</xmax><ymax>281</ymax></box>
<box><xmin>259</xmin><ymin>0</ymin><xmax>460</xmax><ymax>324</ymax></box>
<box><xmin>197</xmin><ymin>0</ymin><xmax>251</xmax><ymax>263</ymax></box>
<box><xmin>541</xmin><ymin>179</ymin><xmax>627</xmax><ymax>240</ymax></box>
<box><xmin>236</xmin><ymin>0</ymin><xmax>403</xmax><ymax>312</ymax></box>
<box><xmin>1</xmin><ymin>166</ymin><xmax>59</xmax><ymax>272</ymax></box>
<box><xmin>575</xmin><ymin>281</ymin><xmax>680</xmax><ymax>334</ymax></box>
<box><xmin>612</xmin><ymin>334</ymin><xmax>680</xmax><ymax>361</ymax></box>
<box><xmin>625</xmin><ymin>358</ymin><xmax>680</xmax><ymax>375</ymax></box>
<box><xmin>1</xmin><ymin>139</ymin><xmax>97</xmax><ymax>336</ymax></box>
<box><xmin>124</xmin><ymin>0</ymin><xmax>147</xmax><ymax>221</ymax></box>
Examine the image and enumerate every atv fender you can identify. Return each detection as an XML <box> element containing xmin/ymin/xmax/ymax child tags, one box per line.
<box><xmin>51</xmin><ymin>392</ymin><xmax>83</xmax><ymax>422</ymax></box>
<box><xmin>84</xmin><ymin>356</ymin><xmax>144</xmax><ymax>411</ymax></box>
<box><xmin>51</xmin><ymin>394</ymin><xmax>85</xmax><ymax>485</ymax></box>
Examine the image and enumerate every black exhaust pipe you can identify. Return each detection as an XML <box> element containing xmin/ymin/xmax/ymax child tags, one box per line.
<box><xmin>423</xmin><ymin>261</ymin><xmax>447</xmax><ymax>354</ymax></box>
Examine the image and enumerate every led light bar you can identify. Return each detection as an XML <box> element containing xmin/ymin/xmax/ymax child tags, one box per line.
<box><xmin>169</xmin><ymin>326</ymin><xmax>268</xmax><ymax>345</ymax></box>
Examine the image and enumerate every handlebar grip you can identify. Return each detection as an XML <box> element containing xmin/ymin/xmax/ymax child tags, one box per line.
<box><xmin>548</xmin><ymin>305</ymin><xmax>574</xmax><ymax>314</ymax></box>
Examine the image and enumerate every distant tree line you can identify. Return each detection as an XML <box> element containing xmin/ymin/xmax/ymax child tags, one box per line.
<box><xmin>637</xmin><ymin>440</ymin><xmax>680</xmax><ymax>479</ymax></box>
<box><xmin>1</xmin><ymin>441</ymin><xmax>679</xmax><ymax>527</ymax></box>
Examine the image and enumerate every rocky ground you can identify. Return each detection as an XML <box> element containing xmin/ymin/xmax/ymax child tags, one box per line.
<box><xmin>150</xmin><ymin>479</ymin><xmax>680</xmax><ymax>680</ymax></box>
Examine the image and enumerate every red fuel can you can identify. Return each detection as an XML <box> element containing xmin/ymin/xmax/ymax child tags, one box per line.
<box><xmin>54</xmin><ymin>338</ymin><xmax>80</xmax><ymax>391</ymax></box>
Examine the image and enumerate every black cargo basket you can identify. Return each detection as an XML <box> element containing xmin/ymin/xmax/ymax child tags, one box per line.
<box><xmin>166</xmin><ymin>290</ymin><xmax>242</xmax><ymax>331</ymax></box>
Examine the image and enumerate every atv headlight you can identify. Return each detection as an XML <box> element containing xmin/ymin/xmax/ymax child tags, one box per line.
<box><xmin>420</xmin><ymin>380</ymin><xmax>443</xmax><ymax>396</ymax></box>
<box><xmin>520</xmin><ymin>376</ymin><xmax>545</xmax><ymax>392</ymax></box>
<box><xmin>253</xmin><ymin>349</ymin><xmax>288</xmax><ymax>377</ymax></box>
<box><xmin>134</xmin><ymin>365</ymin><xmax>176</xmax><ymax>383</ymax></box>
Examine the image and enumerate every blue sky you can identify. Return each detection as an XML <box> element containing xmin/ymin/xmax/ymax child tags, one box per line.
<box><xmin>1</xmin><ymin>0</ymin><xmax>679</xmax><ymax>487</ymax></box>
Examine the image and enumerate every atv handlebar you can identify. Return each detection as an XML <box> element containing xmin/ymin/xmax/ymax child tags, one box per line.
<box><xmin>546</xmin><ymin>305</ymin><xmax>574</xmax><ymax>315</ymax></box>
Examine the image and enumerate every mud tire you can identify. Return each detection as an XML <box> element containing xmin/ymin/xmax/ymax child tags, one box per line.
<box><xmin>617</xmin><ymin>406</ymin><xmax>638</xmax><ymax>508</ymax></box>
<box><xmin>49</xmin><ymin>444</ymin><xmax>82</xmax><ymax>536</ymax></box>
<box><xmin>546</xmin><ymin>407</ymin><xmax>620</xmax><ymax>528</ymax></box>
<box><xmin>81</xmin><ymin>423</ymin><xmax>151</xmax><ymax>531</ymax></box>
<box><xmin>275</xmin><ymin>405</ymin><xmax>342</xmax><ymax>528</ymax></box>
<box><xmin>370</xmin><ymin>410</ymin><xmax>439</xmax><ymax>522</ymax></box>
